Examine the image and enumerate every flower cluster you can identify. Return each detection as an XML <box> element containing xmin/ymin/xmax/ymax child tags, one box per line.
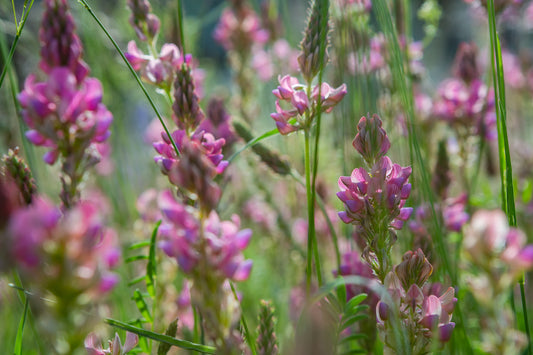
<box><xmin>377</xmin><ymin>250</ymin><xmax>456</xmax><ymax>353</ymax></box>
<box><xmin>433</xmin><ymin>42</ymin><xmax>496</xmax><ymax>140</ymax></box>
<box><xmin>271</xmin><ymin>75</ymin><xmax>347</xmax><ymax>134</ymax></box>
<box><xmin>126</xmin><ymin>0</ymin><xmax>160</xmax><ymax>42</ymax></box>
<box><xmin>197</xmin><ymin>98</ymin><xmax>237</xmax><ymax>151</ymax></box>
<box><xmin>19</xmin><ymin>0</ymin><xmax>113</xmax><ymax>207</ymax></box>
<box><xmin>337</xmin><ymin>114</ymin><xmax>412</xmax><ymax>281</ymax></box>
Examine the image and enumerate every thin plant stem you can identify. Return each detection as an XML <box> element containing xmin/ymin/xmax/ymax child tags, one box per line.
<box><xmin>77</xmin><ymin>0</ymin><xmax>181</xmax><ymax>158</ymax></box>
<box><xmin>0</xmin><ymin>0</ymin><xmax>35</xmax><ymax>90</ymax></box>
<box><xmin>229</xmin><ymin>282</ymin><xmax>257</xmax><ymax>355</ymax></box>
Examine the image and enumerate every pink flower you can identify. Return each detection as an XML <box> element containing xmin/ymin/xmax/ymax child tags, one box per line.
<box><xmin>352</xmin><ymin>114</ymin><xmax>391</xmax><ymax>166</ymax></box>
<box><xmin>334</xmin><ymin>252</ymin><xmax>378</xmax><ymax>305</ymax></box>
<box><xmin>312</xmin><ymin>82</ymin><xmax>348</xmax><ymax>113</ymax></box>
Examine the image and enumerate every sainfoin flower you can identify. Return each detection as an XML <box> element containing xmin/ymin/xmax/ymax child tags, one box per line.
<box><xmin>213</xmin><ymin>6</ymin><xmax>269</xmax><ymax>52</ymax></box>
<box><xmin>337</xmin><ymin>156</ymin><xmax>412</xmax><ymax>230</ymax></box>
<box><xmin>158</xmin><ymin>190</ymin><xmax>253</xmax><ymax>282</ymax></box>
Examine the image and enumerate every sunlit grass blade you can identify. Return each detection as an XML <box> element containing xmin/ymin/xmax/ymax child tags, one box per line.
<box><xmin>77</xmin><ymin>0</ymin><xmax>181</xmax><ymax>158</ymax></box>
<box><xmin>228</xmin><ymin>124</ymin><xmax>282</xmax><ymax>163</ymax></box>
<box><xmin>105</xmin><ymin>318</ymin><xmax>216</xmax><ymax>354</ymax></box>
<box><xmin>486</xmin><ymin>1</ymin><xmax>530</xmax><ymax>353</ymax></box>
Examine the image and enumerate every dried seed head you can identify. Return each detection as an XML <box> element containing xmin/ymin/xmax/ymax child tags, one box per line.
<box><xmin>173</xmin><ymin>64</ymin><xmax>205</xmax><ymax>132</ymax></box>
<box><xmin>432</xmin><ymin>140</ymin><xmax>451</xmax><ymax>200</ymax></box>
<box><xmin>2</xmin><ymin>148</ymin><xmax>37</xmax><ymax>205</ymax></box>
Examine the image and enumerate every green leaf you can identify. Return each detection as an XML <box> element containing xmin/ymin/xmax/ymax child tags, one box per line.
<box><xmin>339</xmin><ymin>333</ymin><xmax>367</xmax><ymax>344</ymax></box>
<box><xmin>105</xmin><ymin>318</ymin><xmax>216</xmax><ymax>354</ymax></box>
<box><xmin>128</xmin><ymin>241</ymin><xmax>151</xmax><ymax>250</ymax></box>
<box><xmin>126</xmin><ymin>255</ymin><xmax>149</xmax><ymax>263</ymax></box>
<box><xmin>345</xmin><ymin>294</ymin><xmax>367</xmax><ymax>312</ymax></box>
<box><xmin>133</xmin><ymin>289</ymin><xmax>153</xmax><ymax>323</ymax></box>
<box><xmin>228</xmin><ymin>126</ymin><xmax>281</xmax><ymax>163</ymax></box>
<box><xmin>344</xmin><ymin>304</ymin><xmax>370</xmax><ymax>319</ymax></box>
<box><xmin>127</xmin><ymin>275</ymin><xmax>146</xmax><ymax>287</ymax></box>
<box><xmin>340</xmin><ymin>314</ymin><xmax>368</xmax><ymax>330</ymax></box>
<box><xmin>146</xmin><ymin>221</ymin><xmax>161</xmax><ymax>298</ymax></box>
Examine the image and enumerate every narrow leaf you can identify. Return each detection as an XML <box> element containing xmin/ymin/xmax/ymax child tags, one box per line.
<box><xmin>146</xmin><ymin>221</ymin><xmax>161</xmax><ymax>298</ymax></box>
<box><xmin>13</xmin><ymin>297</ymin><xmax>29</xmax><ymax>355</ymax></box>
<box><xmin>133</xmin><ymin>289</ymin><xmax>153</xmax><ymax>323</ymax></box>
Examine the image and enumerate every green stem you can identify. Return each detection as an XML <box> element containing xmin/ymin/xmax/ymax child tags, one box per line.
<box><xmin>305</xmin><ymin>130</ymin><xmax>314</xmax><ymax>296</ymax></box>
<box><xmin>77</xmin><ymin>0</ymin><xmax>181</xmax><ymax>158</ymax></box>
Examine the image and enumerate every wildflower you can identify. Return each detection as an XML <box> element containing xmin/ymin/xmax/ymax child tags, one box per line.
<box><xmin>334</xmin><ymin>252</ymin><xmax>378</xmax><ymax>304</ymax></box>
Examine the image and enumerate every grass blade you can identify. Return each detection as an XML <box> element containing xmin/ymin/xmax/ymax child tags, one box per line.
<box><xmin>13</xmin><ymin>297</ymin><xmax>29</xmax><ymax>355</ymax></box>
<box><xmin>133</xmin><ymin>289</ymin><xmax>153</xmax><ymax>323</ymax></box>
<box><xmin>105</xmin><ymin>318</ymin><xmax>216</xmax><ymax>354</ymax></box>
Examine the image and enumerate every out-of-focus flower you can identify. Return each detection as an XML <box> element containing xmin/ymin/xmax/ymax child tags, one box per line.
<box><xmin>126</xmin><ymin>41</ymin><xmax>183</xmax><ymax>90</ymax></box>
<box><xmin>452</xmin><ymin>42</ymin><xmax>479</xmax><ymax>84</ymax></box>
<box><xmin>213</xmin><ymin>6</ymin><xmax>269</xmax><ymax>52</ymax></box>
<box><xmin>464</xmin><ymin>210</ymin><xmax>533</xmax><ymax>280</ymax></box>
<box><xmin>126</xmin><ymin>0</ymin><xmax>160</xmax><ymax>42</ymax></box>
<box><xmin>9</xmin><ymin>198</ymin><xmax>120</xmax><ymax>294</ymax></box>
<box><xmin>334</xmin><ymin>252</ymin><xmax>378</xmax><ymax>304</ymax></box>
<box><xmin>85</xmin><ymin>331</ymin><xmax>139</xmax><ymax>355</ymax></box>
<box><xmin>243</xmin><ymin>197</ymin><xmax>277</xmax><ymax>232</ymax></box>
<box><xmin>197</xmin><ymin>98</ymin><xmax>237</xmax><ymax>150</ymax></box>
<box><xmin>158</xmin><ymin>190</ymin><xmax>253</xmax><ymax>282</ymax></box>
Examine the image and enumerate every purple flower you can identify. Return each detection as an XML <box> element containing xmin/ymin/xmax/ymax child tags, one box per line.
<box><xmin>334</xmin><ymin>252</ymin><xmax>378</xmax><ymax>306</ymax></box>
<box><xmin>197</xmin><ymin>98</ymin><xmax>237</xmax><ymax>150</ymax></box>
<box><xmin>127</xmin><ymin>0</ymin><xmax>160</xmax><ymax>42</ymax></box>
